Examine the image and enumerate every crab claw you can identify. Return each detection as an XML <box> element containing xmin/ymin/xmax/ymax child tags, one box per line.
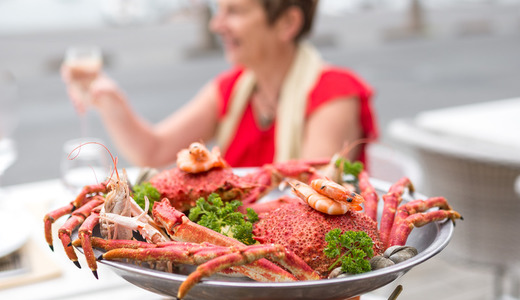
<box><xmin>43</xmin><ymin>203</ymin><xmax>75</xmax><ymax>252</ymax></box>
<box><xmin>58</xmin><ymin>197</ymin><xmax>104</xmax><ymax>268</ymax></box>
<box><xmin>388</xmin><ymin>197</ymin><xmax>463</xmax><ymax>247</ymax></box>
<box><xmin>78</xmin><ymin>212</ymin><xmax>101</xmax><ymax>278</ymax></box>
<box><xmin>380</xmin><ymin>177</ymin><xmax>414</xmax><ymax>248</ymax></box>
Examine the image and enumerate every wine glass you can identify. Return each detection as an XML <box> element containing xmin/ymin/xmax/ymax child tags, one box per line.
<box><xmin>64</xmin><ymin>46</ymin><xmax>103</xmax><ymax>90</ymax></box>
<box><xmin>60</xmin><ymin>138</ymin><xmax>110</xmax><ymax>195</ymax></box>
<box><xmin>63</xmin><ymin>46</ymin><xmax>103</xmax><ymax>137</ymax></box>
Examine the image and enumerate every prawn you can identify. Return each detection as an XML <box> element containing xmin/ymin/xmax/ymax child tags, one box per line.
<box><xmin>310</xmin><ymin>178</ymin><xmax>364</xmax><ymax>211</ymax></box>
<box><xmin>287</xmin><ymin>179</ymin><xmax>354</xmax><ymax>215</ymax></box>
<box><xmin>176</xmin><ymin>142</ymin><xmax>229</xmax><ymax>173</ymax></box>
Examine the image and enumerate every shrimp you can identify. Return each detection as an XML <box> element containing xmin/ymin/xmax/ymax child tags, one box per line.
<box><xmin>176</xmin><ymin>142</ymin><xmax>229</xmax><ymax>173</ymax></box>
<box><xmin>99</xmin><ymin>170</ymin><xmax>133</xmax><ymax>240</ymax></box>
<box><xmin>310</xmin><ymin>178</ymin><xmax>364</xmax><ymax>211</ymax></box>
<box><xmin>287</xmin><ymin>179</ymin><xmax>352</xmax><ymax>215</ymax></box>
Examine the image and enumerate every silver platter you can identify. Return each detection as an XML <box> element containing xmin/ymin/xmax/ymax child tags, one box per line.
<box><xmin>88</xmin><ymin>177</ymin><xmax>454</xmax><ymax>300</ymax></box>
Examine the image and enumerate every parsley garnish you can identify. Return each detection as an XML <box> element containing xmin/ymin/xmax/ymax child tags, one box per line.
<box><xmin>132</xmin><ymin>182</ymin><xmax>161</xmax><ymax>213</ymax></box>
<box><xmin>335</xmin><ymin>158</ymin><xmax>364</xmax><ymax>178</ymax></box>
<box><xmin>324</xmin><ymin>229</ymin><xmax>374</xmax><ymax>274</ymax></box>
<box><xmin>334</xmin><ymin>158</ymin><xmax>364</xmax><ymax>185</ymax></box>
<box><xmin>188</xmin><ymin>193</ymin><xmax>259</xmax><ymax>245</ymax></box>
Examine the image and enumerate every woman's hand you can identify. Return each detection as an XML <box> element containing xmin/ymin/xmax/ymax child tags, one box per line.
<box><xmin>89</xmin><ymin>75</ymin><xmax>124</xmax><ymax>109</ymax></box>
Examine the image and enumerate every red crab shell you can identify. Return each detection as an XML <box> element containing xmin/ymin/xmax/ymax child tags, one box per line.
<box><xmin>252</xmin><ymin>201</ymin><xmax>383</xmax><ymax>278</ymax></box>
<box><xmin>149</xmin><ymin>167</ymin><xmax>256</xmax><ymax>212</ymax></box>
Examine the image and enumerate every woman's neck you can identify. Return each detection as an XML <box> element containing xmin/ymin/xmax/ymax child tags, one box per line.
<box><xmin>250</xmin><ymin>43</ymin><xmax>298</xmax><ymax>100</ymax></box>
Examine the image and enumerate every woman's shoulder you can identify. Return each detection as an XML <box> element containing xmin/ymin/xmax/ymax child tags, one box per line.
<box><xmin>306</xmin><ymin>65</ymin><xmax>374</xmax><ymax>116</ymax></box>
<box><xmin>315</xmin><ymin>65</ymin><xmax>372</xmax><ymax>95</ymax></box>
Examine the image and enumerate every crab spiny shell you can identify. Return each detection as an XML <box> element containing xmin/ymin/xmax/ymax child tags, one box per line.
<box><xmin>149</xmin><ymin>167</ymin><xmax>254</xmax><ymax>212</ymax></box>
<box><xmin>253</xmin><ymin>202</ymin><xmax>383</xmax><ymax>277</ymax></box>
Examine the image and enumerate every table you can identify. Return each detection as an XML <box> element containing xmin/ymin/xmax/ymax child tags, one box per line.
<box><xmin>388</xmin><ymin>97</ymin><xmax>520</xmax><ymax>298</ymax></box>
<box><xmin>0</xmin><ymin>178</ymin><xmax>168</xmax><ymax>300</ymax></box>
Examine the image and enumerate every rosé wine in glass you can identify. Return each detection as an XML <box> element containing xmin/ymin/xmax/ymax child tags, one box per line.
<box><xmin>65</xmin><ymin>46</ymin><xmax>102</xmax><ymax>86</ymax></box>
<box><xmin>64</xmin><ymin>46</ymin><xmax>103</xmax><ymax>136</ymax></box>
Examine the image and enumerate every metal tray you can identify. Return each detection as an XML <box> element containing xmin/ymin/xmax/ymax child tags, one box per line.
<box><xmin>85</xmin><ymin>178</ymin><xmax>454</xmax><ymax>300</ymax></box>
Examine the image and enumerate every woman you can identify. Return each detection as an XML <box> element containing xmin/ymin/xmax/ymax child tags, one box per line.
<box><xmin>62</xmin><ymin>0</ymin><xmax>378</xmax><ymax>168</ymax></box>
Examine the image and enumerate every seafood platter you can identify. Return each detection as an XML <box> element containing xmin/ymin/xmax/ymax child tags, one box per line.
<box><xmin>44</xmin><ymin>142</ymin><xmax>462</xmax><ymax>300</ymax></box>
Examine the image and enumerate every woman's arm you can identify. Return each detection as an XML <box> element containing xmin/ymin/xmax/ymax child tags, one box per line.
<box><xmin>87</xmin><ymin>75</ymin><xmax>219</xmax><ymax>168</ymax></box>
<box><xmin>301</xmin><ymin>96</ymin><xmax>362</xmax><ymax>161</ymax></box>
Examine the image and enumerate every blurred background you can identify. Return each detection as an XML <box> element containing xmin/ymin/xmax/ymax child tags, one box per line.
<box><xmin>1</xmin><ymin>0</ymin><xmax>519</xmax><ymax>186</ymax></box>
<box><xmin>1</xmin><ymin>0</ymin><xmax>520</xmax><ymax>299</ymax></box>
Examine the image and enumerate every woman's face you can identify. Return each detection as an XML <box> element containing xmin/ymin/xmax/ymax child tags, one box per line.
<box><xmin>210</xmin><ymin>0</ymin><xmax>282</xmax><ymax>66</ymax></box>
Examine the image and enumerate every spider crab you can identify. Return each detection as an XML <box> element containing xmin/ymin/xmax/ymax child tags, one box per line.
<box><xmin>43</xmin><ymin>142</ymin><xmax>462</xmax><ymax>299</ymax></box>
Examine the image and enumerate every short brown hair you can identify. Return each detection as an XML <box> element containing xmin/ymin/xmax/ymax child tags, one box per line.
<box><xmin>259</xmin><ymin>0</ymin><xmax>318</xmax><ymax>41</ymax></box>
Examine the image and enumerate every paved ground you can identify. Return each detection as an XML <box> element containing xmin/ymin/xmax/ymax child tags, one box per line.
<box><xmin>1</xmin><ymin>2</ymin><xmax>520</xmax><ymax>299</ymax></box>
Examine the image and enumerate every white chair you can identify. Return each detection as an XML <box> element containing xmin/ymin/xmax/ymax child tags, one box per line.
<box><xmin>388</xmin><ymin>118</ymin><xmax>520</xmax><ymax>299</ymax></box>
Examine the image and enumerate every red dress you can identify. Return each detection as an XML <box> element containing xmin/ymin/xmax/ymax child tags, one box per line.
<box><xmin>216</xmin><ymin>66</ymin><xmax>378</xmax><ymax>167</ymax></box>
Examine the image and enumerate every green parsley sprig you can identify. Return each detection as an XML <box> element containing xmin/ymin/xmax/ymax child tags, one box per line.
<box><xmin>188</xmin><ymin>193</ymin><xmax>259</xmax><ymax>245</ymax></box>
<box><xmin>333</xmin><ymin>157</ymin><xmax>364</xmax><ymax>187</ymax></box>
<box><xmin>335</xmin><ymin>158</ymin><xmax>364</xmax><ymax>179</ymax></box>
<box><xmin>324</xmin><ymin>229</ymin><xmax>374</xmax><ymax>274</ymax></box>
<box><xmin>132</xmin><ymin>182</ymin><xmax>161</xmax><ymax>213</ymax></box>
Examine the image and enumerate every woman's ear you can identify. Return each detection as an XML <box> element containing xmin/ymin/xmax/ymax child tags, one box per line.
<box><xmin>276</xmin><ymin>6</ymin><xmax>304</xmax><ymax>42</ymax></box>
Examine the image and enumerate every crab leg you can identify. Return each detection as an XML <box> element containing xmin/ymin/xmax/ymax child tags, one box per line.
<box><xmin>73</xmin><ymin>182</ymin><xmax>108</xmax><ymax>208</ymax></box>
<box><xmin>153</xmin><ymin>199</ymin><xmax>294</xmax><ymax>282</ymax></box>
<box><xmin>98</xmin><ymin>241</ymin><xmax>301</xmax><ymax>292</ymax></box>
<box><xmin>78</xmin><ymin>212</ymin><xmax>100</xmax><ymax>279</ymax></box>
<box><xmin>388</xmin><ymin>209</ymin><xmax>463</xmax><ymax>247</ymax></box>
<box><xmin>393</xmin><ymin>197</ymin><xmax>453</xmax><ymax>225</ymax></box>
<box><xmin>100</xmin><ymin>242</ymin><xmax>228</xmax><ymax>264</ymax></box>
<box><xmin>388</xmin><ymin>197</ymin><xmax>463</xmax><ymax>247</ymax></box>
<box><xmin>178</xmin><ymin>244</ymin><xmax>317</xmax><ymax>299</ymax></box>
<box><xmin>359</xmin><ymin>170</ymin><xmax>379</xmax><ymax>222</ymax></box>
<box><xmin>153</xmin><ymin>199</ymin><xmax>318</xmax><ymax>282</ymax></box>
<box><xmin>379</xmin><ymin>177</ymin><xmax>415</xmax><ymax>248</ymax></box>
<box><xmin>58</xmin><ymin>197</ymin><xmax>104</xmax><ymax>268</ymax></box>
<box><xmin>44</xmin><ymin>203</ymin><xmax>75</xmax><ymax>251</ymax></box>
<box><xmin>72</xmin><ymin>237</ymin><xmax>156</xmax><ymax>251</ymax></box>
